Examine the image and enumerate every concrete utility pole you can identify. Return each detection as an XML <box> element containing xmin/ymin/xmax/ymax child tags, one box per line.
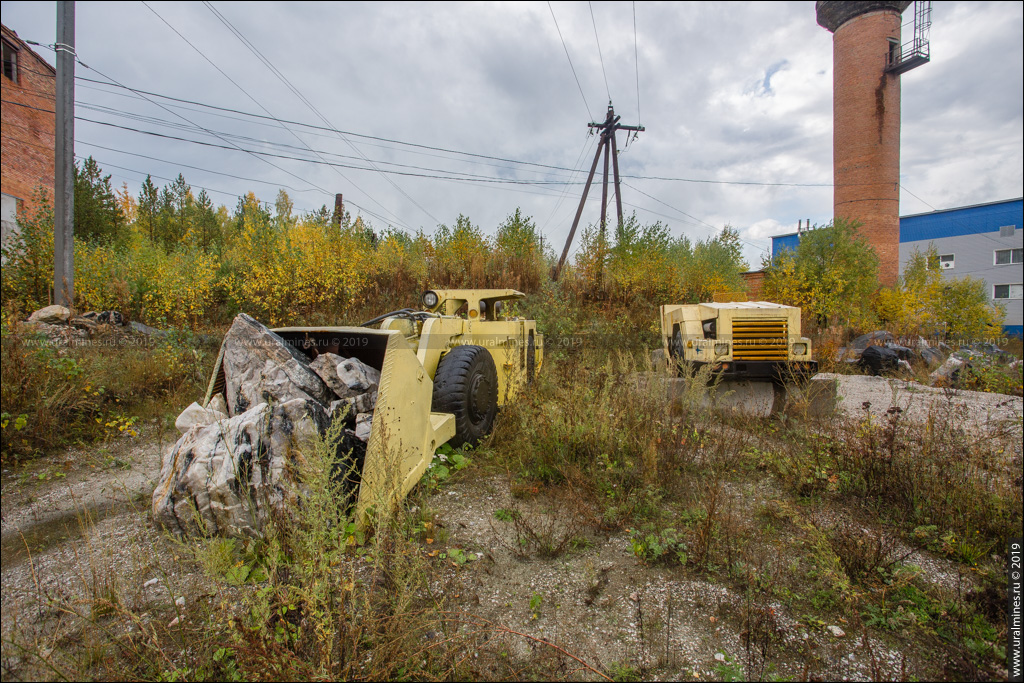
<box><xmin>54</xmin><ymin>1</ymin><xmax>75</xmax><ymax>306</ymax></box>
<box><xmin>555</xmin><ymin>102</ymin><xmax>644</xmax><ymax>279</ymax></box>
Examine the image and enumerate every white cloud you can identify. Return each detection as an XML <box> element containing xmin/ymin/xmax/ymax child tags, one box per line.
<box><xmin>0</xmin><ymin>0</ymin><xmax>1019</xmax><ymax>259</ymax></box>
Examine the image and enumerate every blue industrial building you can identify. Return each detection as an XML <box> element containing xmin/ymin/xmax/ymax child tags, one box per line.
<box><xmin>770</xmin><ymin>197</ymin><xmax>1023</xmax><ymax>336</ymax></box>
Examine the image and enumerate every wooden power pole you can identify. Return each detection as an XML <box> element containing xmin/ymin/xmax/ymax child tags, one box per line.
<box><xmin>555</xmin><ymin>102</ymin><xmax>644</xmax><ymax>278</ymax></box>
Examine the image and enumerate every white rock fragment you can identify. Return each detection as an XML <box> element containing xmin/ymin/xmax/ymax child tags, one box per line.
<box><xmin>143</xmin><ymin>577</ymin><xmax>160</xmax><ymax>589</ymax></box>
<box><xmin>828</xmin><ymin>625</ymin><xmax>846</xmax><ymax>638</ymax></box>
<box><xmin>355</xmin><ymin>413</ymin><xmax>373</xmax><ymax>441</ymax></box>
<box><xmin>28</xmin><ymin>305</ymin><xmax>71</xmax><ymax>325</ymax></box>
<box><xmin>207</xmin><ymin>393</ymin><xmax>228</xmax><ymax>415</ymax></box>
<box><xmin>152</xmin><ymin>398</ymin><xmax>328</xmax><ymax>536</ymax></box>
<box><xmin>930</xmin><ymin>356</ymin><xmax>964</xmax><ymax>383</ymax></box>
<box><xmin>336</xmin><ymin>357</ymin><xmax>380</xmax><ymax>394</ymax></box>
<box><xmin>219</xmin><ymin>313</ymin><xmax>332</xmax><ymax>415</ymax></box>
<box><xmin>329</xmin><ymin>391</ymin><xmax>378</xmax><ymax>420</ymax></box>
<box><xmin>174</xmin><ymin>402</ymin><xmax>228</xmax><ymax>434</ymax></box>
<box><xmin>714</xmin><ymin>653</ymin><xmax>726</xmax><ymax>662</ymax></box>
<box><xmin>175</xmin><ymin>596</ymin><xmax>185</xmax><ymax>608</ymax></box>
<box><xmin>309</xmin><ymin>353</ymin><xmax>356</xmax><ymax>399</ymax></box>
<box><xmin>168</xmin><ymin>616</ymin><xmax>180</xmax><ymax>628</ymax></box>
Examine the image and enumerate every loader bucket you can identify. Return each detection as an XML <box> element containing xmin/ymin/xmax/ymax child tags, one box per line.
<box><xmin>353</xmin><ymin>329</ymin><xmax>455</xmax><ymax>523</ymax></box>
<box><xmin>211</xmin><ymin>326</ymin><xmax>456</xmax><ymax>526</ymax></box>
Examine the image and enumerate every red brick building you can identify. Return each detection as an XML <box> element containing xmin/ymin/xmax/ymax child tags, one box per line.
<box><xmin>1</xmin><ymin>23</ymin><xmax>56</xmax><ymax>249</ymax></box>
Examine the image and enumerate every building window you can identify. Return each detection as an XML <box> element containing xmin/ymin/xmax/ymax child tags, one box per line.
<box><xmin>1000</xmin><ymin>225</ymin><xmax>1016</xmax><ymax>238</ymax></box>
<box><xmin>995</xmin><ymin>248</ymin><xmax>1023</xmax><ymax>265</ymax></box>
<box><xmin>938</xmin><ymin>253</ymin><xmax>955</xmax><ymax>270</ymax></box>
<box><xmin>1</xmin><ymin>38</ymin><xmax>18</xmax><ymax>82</ymax></box>
<box><xmin>993</xmin><ymin>284</ymin><xmax>1023</xmax><ymax>300</ymax></box>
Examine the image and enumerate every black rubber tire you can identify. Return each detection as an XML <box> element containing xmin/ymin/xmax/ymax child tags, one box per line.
<box><xmin>526</xmin><ymin>331</ymin><xmax>536</xmax><ymax>384</ymax></box>
<box><xmin>432</xmin><ymin>345</ymin><xmax>499</xmax><ymax>447</ymax></box>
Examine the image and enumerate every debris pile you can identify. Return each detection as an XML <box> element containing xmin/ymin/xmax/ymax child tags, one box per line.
<box><xmin>23</xmin><ymin>305</ymin><xmax>131</xmax><ymax>341</ymax></box>
<box><xmin>152</xmin><ymin>313</ymin><xmax>379</xmax><ymax>536</ymax></box>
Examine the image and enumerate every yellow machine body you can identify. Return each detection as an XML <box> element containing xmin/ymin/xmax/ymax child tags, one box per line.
<box><xmin>659</xmin><ymin>301</ymin><xmax>816</xmax><ymax>380</ymax></box>
<box><xmin>202</xmin><ymin>289</ymin><xmax>541</xmax><ymax>524</ymax></box>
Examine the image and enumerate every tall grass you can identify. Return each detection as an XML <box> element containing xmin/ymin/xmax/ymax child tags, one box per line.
<box><xmin>0</xmin><ymin>315</ymin><xmax>213</xmax><ymax>462</ymax></box>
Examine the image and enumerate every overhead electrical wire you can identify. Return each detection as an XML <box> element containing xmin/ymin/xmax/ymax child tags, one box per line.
<box><xmin>24</xmin><ymin>42</ymin><xmax>340</xmax><ymax>206</ymax></box>
<box><xmin>57</xmin><ymin>54</ymin><xmax>345</xmax><ymax>217</ymax></box>
<box><xmin>538</xmin><ymin>132</ymin><xmax>597</xmax><ymax>235</ymax></box>
<box><xmin>633</xmin><ymin>1</ymin><xmax>641</xmax><ymax>126</ymax></box>
<box><xmin>203</xmin><ymin>0</ymin><xmax>439</xmax><ymax>227</ymax></box>
<box><xmin>144</xmin><ymin>0</ymin><xmax>415</xmax><ymax>231</ymax></box>
<box><xmin>19</xmin><ymin>72</ymin><xmax>845</xmax><ymax>189</ymax></box>
<box><xmin>74</xmin><ymin>101</ymin><xmax>581</xmax><ymax>182</ymax></box>
<box><xmin>588</xmin><ymin>2</ymin><xmax>611</xmax><ymax>104</ymax></box>
<box><xmin>74</xmin><ymin>76</ymin><xmax>591</xmax><ymax>176</ymax></box>
<box><xmin>547</xmin><ymin>1</ymin><xmax>593</xmax><ymax>121</ymax></box>
<box><xmin>14</xmin><ymin>38</ymin><xmax>830</xmax><ymax>249</ymax></box>
<box><xmin>3</xmin><ymin>93</ymin><xmax>838</xmax><ymax>189</ymax></box>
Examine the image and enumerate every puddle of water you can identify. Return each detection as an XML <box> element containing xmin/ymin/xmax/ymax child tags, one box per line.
<box><xmin>0</xmin><ymin>497</ymin><xmax>145</xmax><ymax>570</ymax></box>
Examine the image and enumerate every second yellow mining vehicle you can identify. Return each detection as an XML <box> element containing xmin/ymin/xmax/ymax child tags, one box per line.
<box><xmin>659</xmin><ymin>300</ymin><xmax>817</xmax><ymax>381</ymax></box>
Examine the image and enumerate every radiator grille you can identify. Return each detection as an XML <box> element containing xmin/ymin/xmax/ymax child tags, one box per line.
<box><xmin>731</xmin><ymin>319</ymin><xmax>788</xmax><ymax>360</ymax></box>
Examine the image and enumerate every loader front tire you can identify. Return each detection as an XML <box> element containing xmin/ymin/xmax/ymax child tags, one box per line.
<box><xmin>432</xmin><ymin>345</ymin><xmax>498</xmax><ymax>447</ymax></box>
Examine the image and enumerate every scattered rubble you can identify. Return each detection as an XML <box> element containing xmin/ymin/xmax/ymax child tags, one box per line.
<box><xmin>152</xmin><ymin>313</ymin><xmax>378</xmax><ymax>537</ymax></box>
<box><xmin>23</xmin><ymin>305</ymin><xmax>132</xmax><ymax>342</ymax></box>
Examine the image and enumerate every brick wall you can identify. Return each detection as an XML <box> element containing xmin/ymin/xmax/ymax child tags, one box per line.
<box><xmin>1</xmin><ymin>24</ymin><xmax>56</xmax><ymax>218</ymax></box>
<box><xmin>830</xmin><ymin>9</ymin><xmax>903</xmax><ymax>286</ymax></box>
<box><xmin>741</xmin><ymin>270</ymin><xmax>766</xmax><ymax>300</ymax></box>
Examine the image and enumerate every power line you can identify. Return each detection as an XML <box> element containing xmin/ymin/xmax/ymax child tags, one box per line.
<box><xmin>203</xmin><ymin>0</ymin><xmax>438</xmax><ymax>227</ymax></box>
<box><xmin>145</xmin><ymin>0</ymin><xmax>416</xmax><ymax>232</ymax></box>
<box><xmin>547</xmin><ymin>2</ymin><xmax>593</xmax><ymax>121</ymax></box>
<box><xmin>73</xmin><ymin>115</ymin><xmax>598</xmax><ymax>185</ymax></box>
<box><xmin>75</xmin><ymin>84</ymin><xmax>586</xmax><ymax>179</ymax></box>
<box><xmin>623</xmin><ymin>181</ymin><xmax>768</xmax><ymax>250</ymax></box>
<box><xmin>633</xmin><ymin>1</ymin><xmax>641</xmax><ymax>126</ymax></box>
<box><xmin>74</xmin><ymin>75</ymin><xmax>589</xmax><ymax>176</ymax></box>
<box><xmin>78</xmin><ymin>140</ymin><xmax>321</xmax><ymax>194</ymax></box>
<box><xmin>56</xmin><ymin>48</ymin><xmax>339</xmax><ymax>209</ymax></box>
<box><xmin>0</xmin><ymin>93</ymin><xmax>850</xmax><ymax>190</ymax></box>
<box><xmin>74</xmin><ymin>100</ymin><xmax>582</xmax><ymax>182</ymax></box>
<box><xmin>88</xmin><ymin>155</ymin><xmax>406</xmax><ymax>227</ymax></box>
<box><xmin>33</xmin><ymin>74</ymin><xmax>852</xmax><ymax>188</ymax></box>
<box><xmin>588</xmin><ymin>2</ymin><xmax>611</xmax><ymax>103</ymax></box>
<box><xmin>539</xmin><ymin>132</ymin><xmax>597</xmax><ymax>235</ymax></box>
<box><xmin>37</xmin><ymin>26</ymin><xmax>411</xmax><ymax>231</ymax></box>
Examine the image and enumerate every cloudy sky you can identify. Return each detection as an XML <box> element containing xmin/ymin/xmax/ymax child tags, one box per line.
<box><xmin>2</xmin><ymin>1</ymin><xmax>1021</xmax><ymax>268</ymax></box>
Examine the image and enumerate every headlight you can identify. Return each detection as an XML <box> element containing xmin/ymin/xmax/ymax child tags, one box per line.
<box><xmin>792</xmin><ymin>343</ymin><xmax>807</xmax><ymax>355</ymax></box>
<box><xmin>422</xmin><ymin>291</ymin><xmax>439</xmax><ymax>308</ymax></box>
<box><xmin>714</xmin><ymin>343</ymin><xmax>730</xmax><ymax>356</ymax></box>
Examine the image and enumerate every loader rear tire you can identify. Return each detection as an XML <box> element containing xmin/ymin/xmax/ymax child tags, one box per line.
<box><xmin>432</xmin><ymin>345</ymin><xmax>498</xmax><ymax>447</ymax></box>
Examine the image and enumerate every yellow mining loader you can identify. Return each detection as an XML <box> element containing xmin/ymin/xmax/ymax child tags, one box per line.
<box><xmin>658</xmin><ymin>301</ymin><xmax>817</xmax><ymax>411</ymax></box>
<box><xmin>204</xmin><ymin>289</ymin><xmax>541</xmax><ymax>522</ymax></box>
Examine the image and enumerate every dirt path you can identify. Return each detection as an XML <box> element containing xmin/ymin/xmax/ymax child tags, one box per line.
<box><xmin>0</xmin><ymin>431</ymin><xmax>202</xmax><ymax>681</ymax></box>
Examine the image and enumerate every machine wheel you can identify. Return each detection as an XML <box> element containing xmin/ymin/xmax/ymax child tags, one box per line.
<box><xmin>432</xmin><ymin>345</ymin><xmax>498</xmax><ymax>447</ymax></box>
<box><xmin>670</xmin><ymin>327</ymin><xmax>686</xmax><ymax>376</ymax></box>
<box><xmin>526</xmin><ymin>331</ymin><xmax>536</xmax><ymax>384</ymax></box>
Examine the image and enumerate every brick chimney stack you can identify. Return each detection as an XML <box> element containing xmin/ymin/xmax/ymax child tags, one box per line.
<box><xmin>817</xmin><ymin>1</ymin><xmax>911</xmax><ymax>286</ymax></box>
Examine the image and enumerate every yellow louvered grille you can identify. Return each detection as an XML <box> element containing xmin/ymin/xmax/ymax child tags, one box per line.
<box><xmin>731</xmin><ymin>319</ymin><xmax>788</xmax><ymax>360</ymax></box>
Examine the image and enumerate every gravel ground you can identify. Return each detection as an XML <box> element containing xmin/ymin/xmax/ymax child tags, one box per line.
<box><xmin>2</xmin><ymin>374</ymin><xmax>1020</xmax><ymax>680</ymax></box>
<box><xmin>819</xmin><ymin>372</ymin><xmax>1023</xmax><ymax>432</ymax></box>
<box><xmin>429</xmin><ymin>472</ymin><xmax>917</xmax><ymax>682</ymax></box>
